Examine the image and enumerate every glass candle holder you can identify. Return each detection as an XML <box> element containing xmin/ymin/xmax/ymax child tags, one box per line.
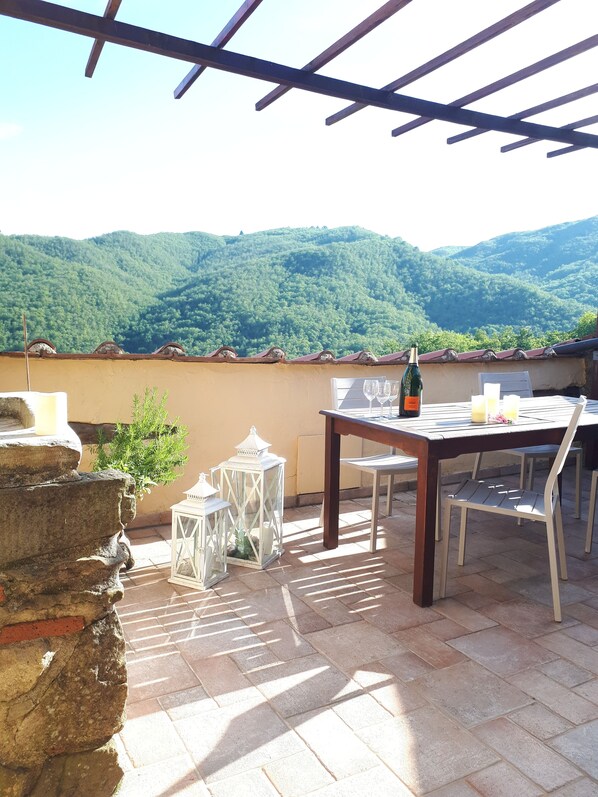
<box><xmin>483</xmin><ymin>383</ymin><xmax>500</xmax><ymax>417</ymax></box>
<box><xmin>471</xmin><ymin>394</ymin><xmax>488</xmax><ymax>423</ymax></box>
<box><xmin>503</xmin><ymin>394</ymin><xmax>520</xmax><ymax>421</ymax></box>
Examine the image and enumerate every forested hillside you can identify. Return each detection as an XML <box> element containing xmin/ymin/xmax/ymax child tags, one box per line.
<box><xmin>0</xmin><ymin>220</ymin><xmax>594</xmax><ymax>357</ymax></box>
<box><xmin>433</xmin><ymin>216</ymin><xmax>598</xmax><ymax>307</ymax></box>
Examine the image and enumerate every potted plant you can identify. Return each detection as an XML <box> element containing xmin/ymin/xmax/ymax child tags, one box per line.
<box><xmin>91</xmin><ymin>387</ymin><xmax>188</xmax><ymax>568</ymax></box>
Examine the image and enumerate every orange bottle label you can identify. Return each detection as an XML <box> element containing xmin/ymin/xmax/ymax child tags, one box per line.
<box><xmin>404</xmin><ymin>396</ymin><xmax>420</xmax><ymax>411</ymax></box>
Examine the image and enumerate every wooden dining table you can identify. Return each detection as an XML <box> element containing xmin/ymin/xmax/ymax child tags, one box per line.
<box><xmin>321</xmin><ymin>395</ymin><xmax>598</xmax><ymax>608</ymax></box>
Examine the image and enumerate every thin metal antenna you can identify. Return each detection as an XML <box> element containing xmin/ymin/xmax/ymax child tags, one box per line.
<box><xmin>22</xmin><ymin>314</ymin><xmax>31</xmax><ymax>391</ymax></box>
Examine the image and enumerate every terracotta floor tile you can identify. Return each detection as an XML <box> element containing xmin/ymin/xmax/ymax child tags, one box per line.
<box><xmin>262</xmin><ymin>749</ymin><xmax>335</xmax><ymax>796</ymax></box>
<box><xmin>448</xmin><ymin>626</ymin><xmax>557</xmax><ymax>676</ymax></box>
<box><xmin>247</xmin><ymin>653</ymin><xmax>362</xmax><ymax>718</ymax></box>
<box><xmin>304</xmin><ymin>765</ymin><xmax>414</xmax><ymax>797</ymax></box>
<box><xmin>417</xmin><ymin>660</ymin><xmax>532</xmax><ymax>727</ymax></box>
<box><xmin>355</xmin><ymin>590</ymin><xmax>440</xmax><ymax>633</ymax></box>
<box><xmin>472</xmin><ymin>717</ymin><xmax>581</xmax><ymax>791</ymax></box>
<box><xmin>482</xmin><ymin>599</ymin><xmax>577</xmax><ymax>638</ymax></box>
<box><xmin>158</xmin><ymin>684</ymin><xmax>217</xmax><ymax>720</ymax></box>
<box><xmin>174</xmin><ymin>697</ymin><xmax>305</xmax><ymax>784</ymax></box>
<box><xmin>508</xmin><ymin>669</ymin><xmax>598</xmax><ymax>724</ymax></box>
<box><xmin>379</xmin><ymin>649</ymin><xmax>436</xmax><ymax>682</ymax></box>
<box><xmin>186</xmin><ymin>654</ymin><xmax>262</xmax><ymax>707</ymax></box>
<box><xmin>207</xmin><ymin>768</ymin><xmax>281</xmax><ymax>797</ymax></box>
<box><xmin>254</xmin><ymin>618</ymin><xmax>316</xmax><ymax>660</ymax></box>
<box><xmin>288</xmin><ymin>707</ymin><xmax>381</xmax><ymax>780</ymax></box>
<box><xmin>466</xmin><ymin>760</ymin><xmax>544</xmax><ymax>796</ymax></box>
<box><xmin>433</xmin><ymin>597</ymin><xmax>498</xmax><ymax>632</ymax></box>
<box><xmin>126</xmin><ymin>646</ymin><xmax>201</xmax><ymax>703</ymax></box>
<box><xmin>551</xmin><ymin>778</ymin><xmax>598</xmax><ymax>795</ymax></box>
<box><xmin>536</xmin><ymin>631</ymin><xmax>598</xmax><ymax>675</ymax></box>
<box><xmin>394</xmin><ymin>627</ymin><xmax>466</xmax><ymax>669</ymax></box>
<box><xmin>574</xmin><ymin>678</ymin><xmax>598</xmax><ymax>704</ymax></box>
<box><xmin>331</xmin><ymin>692</ymin><xmax>392</xmax><ymax>730</ymax></box>
<box><xmin>305</xmin><ymin>620</ymin><xmax>406</xmax><ymax>670</ymax></box>
<box><xmin>358</xmin><ymin>706</ymin><xmax>499</xmax><ymax>793</ymax></box>
<box><xmin>539</xmin><ymin>658</ymin><xmax>594</xmax><ymax>688</ymax></box>
<box><xmin>368</xmin><ymin>679</ymin><xmax>428</xmax><ymax>717</ymax></box>
<box><xmin>550</xmin><ymin>719</ymin><xmax>598</xmax><ymax>779</ymax></box>
<box><xmin>116</xmin><ymin>754</ymin><xmax>208</xmax><ymax>796</ymax></box>
<box><xmin>119</xmin><ymin>704</ymin><xmax>187</xmax><ymax>767</ymax></box>
<box><xmin>508</xmin><ymin>702</ymin><xmax>574</xmax><ymax>740</ymax></box>
<box><xmin>426</xmin><ymin>783</ymin><xmax>480</xmax><ymax>797</ymax></box>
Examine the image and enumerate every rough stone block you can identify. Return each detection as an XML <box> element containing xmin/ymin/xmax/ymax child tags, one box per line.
<box><xmin>0</xmin><ymin>470</ymin><xmax>135</xmax><ymax>567</ymax></box>
<box><xmin>29</xmin><ymin>740</ymin><xmax>123</xmax><ymax>797</ymax></box>
<box><xmin>0</xmin><ymin>612</ymin><xmax>126</xmax><ymax>769</ymax></box>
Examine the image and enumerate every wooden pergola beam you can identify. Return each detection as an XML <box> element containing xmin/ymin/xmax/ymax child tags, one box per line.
<box><xmin>174</xmin><ymin>0</ymin><xmax>264</xmax><ymax>100</ymax></box>
<box><xmin>391</xmin><ymin>34</ymin><xmax>598</xmax><ymax>138</ymax></box>
<box><xmin>84</xmin><ymin>0</ymin><xmax>121</xmax><ymax>78</ymax></box>
<box><xmin>325</xmin><ymin>0</ymin><xmax>561</xmax><ymax>126</ymax></box>
<box><xmin>2</xmin><ymin>0</ymin><xmax>598</xmax><ymax>153</ymax></box>
<box><xmin>447</xmin><ymin>82</ymin><xmax>598</xmax><ymax>145</ymax></box>
<box><xmin>255</xmin><ymin>0</ymin><xmax>412</xmax><ymax>112</ymax></box>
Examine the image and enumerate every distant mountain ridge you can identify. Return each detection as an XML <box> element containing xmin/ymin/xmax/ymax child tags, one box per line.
<box><xmin>0</xmin><ymin>218</ymin><xmax>594</xmax><ymax>358</ymax></box>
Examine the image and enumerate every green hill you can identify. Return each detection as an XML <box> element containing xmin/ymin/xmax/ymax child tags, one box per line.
<box><xmin>0</xmin><ymin>220</ymin><xmax>594</xmax><ymax>357</ymax></box>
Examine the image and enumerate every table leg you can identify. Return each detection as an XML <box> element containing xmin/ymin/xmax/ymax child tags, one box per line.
<box><xmin>413</xmin><ymin>452</ymin><xmax>439</xmax><ymax>607</ymax></box>
<box><xmin>323</xmin><ymin>415</ymin><xmax>340</xmax><ymax>549</ymax></box>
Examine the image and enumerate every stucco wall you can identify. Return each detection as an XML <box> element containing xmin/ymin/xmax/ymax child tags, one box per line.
<box><xmin>0</xmin><ymin>354</ymin><xmax>585</xmax><ymax>519</ymax></box>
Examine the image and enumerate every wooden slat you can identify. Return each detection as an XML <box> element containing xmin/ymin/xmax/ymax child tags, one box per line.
<box><xmin>84</xmin><ymin>0</ymin><xmax>121</xmax><ymax>78</ymax></box>
<box><xmin>255</xmin><ymin>0</ymin><xmax>412</xmax><ymax>111</ymax></box>
<box><xmin>447</xmin><ymin>82</ymin><xmax>598</xmax><ymax>145</ymax></box>
<box><xmin>391</xmin><ymin>34</ymin><xmax>598</xmax><ymax>138</ymax></box>
<box><xmin>501</xmin><ymin>112</ymin><xmax>598</xmax><ymax>153</ymax></box>
<box><xmin>174</xmin><ymin>0</ymin><xmax>264</xmax><ymax>100</ymax></box>
<box><xmin>325</xmin><ymin>0</ymin><xmax>561</xmax><ymax>126</ymax></box>
<box><xmin>3</xmin><ymin>1</ymin><xmax>598</xmax><ymax>151</ymax></box>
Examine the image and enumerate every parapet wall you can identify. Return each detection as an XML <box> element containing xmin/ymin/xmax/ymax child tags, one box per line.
<box><xmin>0</xmin><ymin>352</ymin><xmax>586</xmax><ymax>520</ymax></box>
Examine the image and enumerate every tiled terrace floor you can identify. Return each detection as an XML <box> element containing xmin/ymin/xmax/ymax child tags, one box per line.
<box><xmin>115</xmin><ymin>469</ymin><xmax>598</xmax><ymax>797</ymax></box>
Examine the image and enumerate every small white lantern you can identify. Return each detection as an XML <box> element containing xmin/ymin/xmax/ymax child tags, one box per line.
<box><xmin>169</xmin><ymin>473</ymin><xmax>231</xmax><ymax>590</ymax></box>
<box><xmin>212</xmin><ymin>426</ymin><xmax>285</xmax><ymax>569</ymax></box>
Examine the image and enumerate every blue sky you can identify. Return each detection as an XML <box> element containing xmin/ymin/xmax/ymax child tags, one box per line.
<box><xmin>1</xmin><ymin>0</ymin><xmax>597</xmax><ymax>250</ymax></box>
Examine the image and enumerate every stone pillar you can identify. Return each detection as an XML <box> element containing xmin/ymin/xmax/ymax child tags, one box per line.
<box><xmin>0</xmin><ymin>393</ymin><xmax>135</xmax><ymax>796</ymax></box>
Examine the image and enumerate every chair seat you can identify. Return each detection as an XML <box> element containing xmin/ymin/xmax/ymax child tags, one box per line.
<box><xmin>505</xmin><ymin>444</ymin><xmax>583</xmax><ymax>457</ymax></box>
<box><xmin>448</xmin><ymin>478</ymin><xmax>549</xmax><ymax>521</ymax></box>
<box><xmin>341</xmin><ymin>453</ymin><xmax>419</xmax><ymax>475</ymax></box>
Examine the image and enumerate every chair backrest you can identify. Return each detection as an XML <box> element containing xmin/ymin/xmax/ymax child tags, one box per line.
<box><xmin>331</xmin><ymin>376</ymin><xmax>386</xmax><ymax>411</ymax></box>
<box><xmin>544</xmin><ymin>396</ymin><xmax>586</xmax><ymax>505</ymax></box>
<box><xmin>479</xmin><ymin>370</ymin><xmax>533</xmax><ymax>399</ymax></box>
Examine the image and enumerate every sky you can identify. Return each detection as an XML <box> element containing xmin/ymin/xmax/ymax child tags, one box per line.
<box><xmin>1</xmin><ymin>0</ymin><xmax>598</xmax><ymax>251</ymax></box>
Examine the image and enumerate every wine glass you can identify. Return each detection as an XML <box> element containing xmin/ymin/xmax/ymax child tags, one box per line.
<box><xmin>375</xmin><ymin>379</ymin><xmax>388</xmax><ymax>418</ymax></box>
<box><xmin>386</xmin><ymin>380</ymin><xmax>400</xmax><ymax>418</ymax></box>
<box><xmin>362</xmin><ymin>379</ymin><xmax>378</xmax><ymax>417</ymax></box>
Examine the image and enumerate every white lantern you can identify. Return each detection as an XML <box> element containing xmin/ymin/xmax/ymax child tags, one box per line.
<box><xmin>212</xmin><ymin>426</ymin><xmax>285</xmax><ymax>569</ymax></box>
<box><xmin>169</xmin><ymin>473</ymin><xmax>231</xmax><ymax>590</ymax></box>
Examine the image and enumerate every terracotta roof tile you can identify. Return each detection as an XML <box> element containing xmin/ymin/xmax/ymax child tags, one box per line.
<box><xmin>337</xmin><ymin>350</ymin><xmax>378</xmax><ymax>364</ymax></box>
<box><xmin>289</xmin><ymin>350</ymin><xmax>336</xmax><ymax>363</ymax></box>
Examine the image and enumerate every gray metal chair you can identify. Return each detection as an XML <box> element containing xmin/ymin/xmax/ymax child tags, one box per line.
<box><xmin>440</xmin><ymin>397</ymin><xmax>586</xmax><ymax>622</ymax></box>
<box><xmin>473</xmin><ymin>371</ymin><xmax>582</xmax><ymax>520</ymax></box>
<box><xmin>325</xmin><ymin>377</ymin><xmax>439</xmax><ymax>553</ymax></box>
<box><xmin>585</xmin><ymin>469</ymin><xmax>598</xmax><ymax>553</ymax></box>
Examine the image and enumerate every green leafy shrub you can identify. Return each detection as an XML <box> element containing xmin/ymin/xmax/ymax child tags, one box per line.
<box><xmin>92</xmin><ymin>387</ymin><xmax>188</xmax><ymax>499</ymax></box>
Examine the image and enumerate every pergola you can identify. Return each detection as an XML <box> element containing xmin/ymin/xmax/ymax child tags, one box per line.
<box><xmin>2</xmin><ymin>0</ymin><xmax>598</xmax><ymax>156</ymax></box>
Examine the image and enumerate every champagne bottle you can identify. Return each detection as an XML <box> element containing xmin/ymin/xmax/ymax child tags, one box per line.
<box><xmin>399</xmin><ymin>343</ymin><xmax>423</xmax><ymax>417</ymax></box>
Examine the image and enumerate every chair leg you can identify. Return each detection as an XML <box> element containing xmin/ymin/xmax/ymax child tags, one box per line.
<box><xmin>554</xmin><ymin>500</ymin><xmax>568</xmax><ymax>581</ymax></box>
<box><xmin>319</xmin><ymin>501</ymin><xmax>324</xmax><ymax>528</ymax></box>
<box><xmin>586</xmin><ymin>470</ymin><xmax>598</xmax><ymax>554</ymax></box>
<box><xmin>439</xmin><ymin>502</ymin><xmax>452</xmax><ymax>598</ymax></box>
<box><xmin>545</xmin><ymin>513</ymin><xmax>563</xmax><ymax>623</ymax></box>
<box><xmin>472</xmin><ymin>452</ymin><xmax>483</xmax><ymax>479</ymax></box>
<box><xmin>574</xmin><ymin>450</ymin><xmax>582</xmax><ymax>519</ymax></box>
<box><xmin>386</xmin><ymin>474</ymin><xmax>394</xmax><ymax>517</ymax></box>
<box><xmin>517</xmin><ymin>454</ymin><xmax>528</xmax><ymax>527</ymax></box>
<box><xmin>457</xmin><ymin>506</ymin><xmax>468</xmax><ymax>566</ymax></box>
<box><xmin>435</xmin><ymin>466</ymin><xmax>442</xmax><ymax>542</ymax></box>
<box><xmin>369</xmin><ymin>471</ymin><xmax>381</xmax><ymax>553</ymax></box>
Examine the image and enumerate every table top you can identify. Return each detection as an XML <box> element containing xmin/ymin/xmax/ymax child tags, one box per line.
<box><xmin>321</xmin><ymin>395</ymin><xmax>598</xmax><ymax>444</ymax></box>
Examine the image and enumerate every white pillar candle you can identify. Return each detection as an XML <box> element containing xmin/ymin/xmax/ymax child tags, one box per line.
<box><xmin>483</xmin><ymin>383</ymin><xmax>500</xmax><ymax>417</ymax></box>
<box><xmin>471</xmin><ymin>395</ymin><xmax>488</xmax><ymax>424</ymax></box>
<box><xmin>503</xmin><ymin>394</ymin><xmax>520</xmax><ymax>421</ymax></box>
<box><xmin>34</xmin><ymin>392</ymin><xmax>68</xmax><ymax>436</ymax></box>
